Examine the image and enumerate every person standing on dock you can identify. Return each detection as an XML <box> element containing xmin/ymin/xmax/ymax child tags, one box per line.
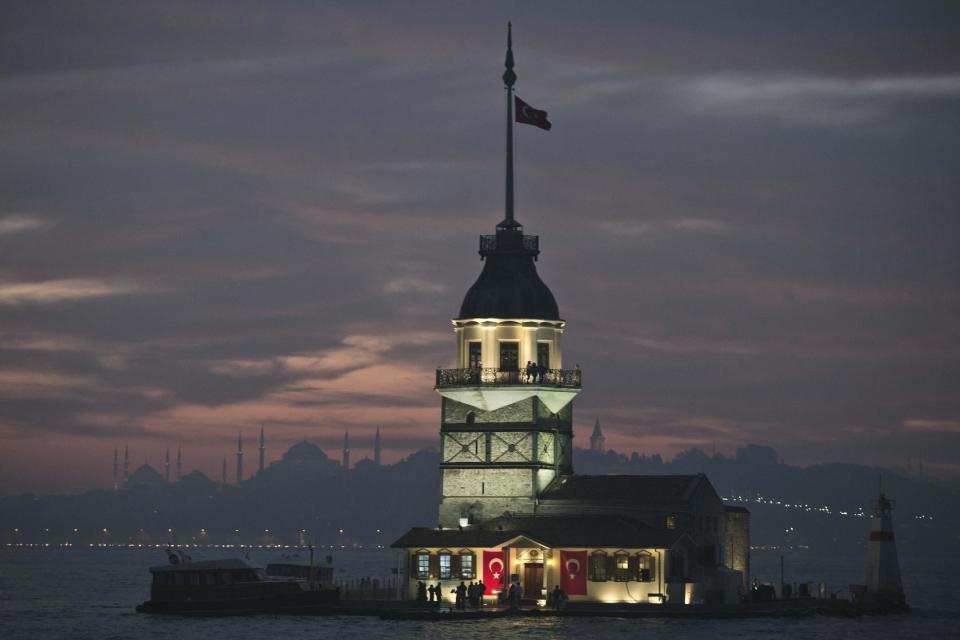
<box><xmin>478</xmin><ymin>580</ymin><xmax>486</xmax><ymax>608</ymax></box>
<box><xmin>416</xmin><ymin>581</ymin><xmax>427</xmax><ymax>605</ymax></box>
<box><xmin>456</xmin><ymin>582</ymin><xmax>467</xmax><ymax>609</ymax></box>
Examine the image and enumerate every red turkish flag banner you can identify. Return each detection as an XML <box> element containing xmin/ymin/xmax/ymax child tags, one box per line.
<box><xmin>483</xmin><ymin>550</ymin><xmax>508</xmax><ymax>593</ymax></box>
<box><xmin>560</xmin><ymin>550</ymin><xmax>588</xmax><ymax>595</ymax></box>
<box><xmin>515</xmin><ymin>96</ymin><xmax>552</xmax><ymax>130</ymax></box>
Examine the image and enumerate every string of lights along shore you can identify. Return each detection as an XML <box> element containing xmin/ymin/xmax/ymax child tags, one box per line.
<box><xmin>110</xmin><ymin>425</ymin><xmax>384</xmax><ymax>489</ymax></box>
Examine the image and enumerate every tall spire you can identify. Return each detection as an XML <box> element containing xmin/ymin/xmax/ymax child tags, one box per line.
<box><xmin>503</xmin><ymin>22</ymin><xmax>517</xmax><ymax>224</ymax></box>
<box><xmin>112</xmin><ymin>447</ymin><xmax>119</xmax><ymax>491</ymax></box>
<box><xmin>374</xmin><ymin>427</ymin><xmax>382</xmax><ymax>466</ymax></box>
<box><xmin>590</xmin><ymin>418</ymin><xmax>605</xmax><ymax>453</ymax></box>
<box><xmin>123</xmin><ymin>444</ymin><xmax>129</xmax><ymax>481</ymax></box>
<box><xmin>236</xmin><ymin>431</ymin><xmax>244</xmax><ymax>484</ymax></box>
<box><xmin>164</xmin><ymin>447</ymin><xmax>170</xmax><ymax>482</ymax></box>
<box><xmin>176</xmin><ymin>443</ymin><xmax>182</xmax><ymax>481</ymax></box>
<box><xmin>259</xmin><ymin>425</ymin><xmax>265</xmax><ymax>473</ymax></box>
<box><xmin>342</xmin><ymin>430</ymin><xmax>351</xmax><ymax>470</ymax></box>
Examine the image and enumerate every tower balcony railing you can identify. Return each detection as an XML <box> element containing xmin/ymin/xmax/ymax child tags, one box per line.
<box><xmin>479</xmin><ymin>234</ymin><xmax>539</xmax><ymax>253</ymax></box>
<box><xmin>435</xmin><ymin>367</ymin><xmax>581</xmax><ymax>389</ymax></box>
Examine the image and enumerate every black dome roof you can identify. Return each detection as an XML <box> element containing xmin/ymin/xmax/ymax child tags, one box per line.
<box><xmin>457</xmin><ymin>224</ymin><xmax>559</xmax><ymax>320</ymax></box>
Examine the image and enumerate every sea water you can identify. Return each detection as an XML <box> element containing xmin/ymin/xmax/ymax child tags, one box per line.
<box><xmin>0</xmin><ymin>547</ymin><xmax>956</xmax><ymax>639</ymax></box>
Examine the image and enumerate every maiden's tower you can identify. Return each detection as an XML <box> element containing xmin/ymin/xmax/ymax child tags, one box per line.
<box><xmin>393</xmin><ymin>25</ymin><xmax>750</xmax><ymax>607</ymax></box>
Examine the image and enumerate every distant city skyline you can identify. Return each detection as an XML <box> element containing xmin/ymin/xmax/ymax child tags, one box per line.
<box><xmin>2</xmin><ymin>3</ymin><xmax>959</xmax><ymax>494</ymax></box>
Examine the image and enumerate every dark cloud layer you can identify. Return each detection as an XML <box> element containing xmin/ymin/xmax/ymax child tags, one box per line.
<box><xmin>1</xmin><ymin>1</ymin><xmax>959</xmax><ymax>494</ymax></box>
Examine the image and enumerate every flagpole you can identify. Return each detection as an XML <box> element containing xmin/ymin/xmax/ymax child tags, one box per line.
<box><xmin>503</xmin><ymin>22</ymin><xmax>516</xmax><ymax>224</ymax></box>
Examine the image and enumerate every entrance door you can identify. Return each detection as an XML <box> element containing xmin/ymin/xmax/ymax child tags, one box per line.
<box><xmin>522</xmin><ymin>563</ymin><xmax>544</xmax><ymax>603</ymax></box>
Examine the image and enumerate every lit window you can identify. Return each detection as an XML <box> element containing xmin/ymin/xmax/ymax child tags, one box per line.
<box><xmin>614</xmin><ymin>553</ymin><xmax>630</xmax><ymax>582</ymax></box>
<box><xmin>416</xmin><ymin>553</ymin><xmax>430</xmax><ymax>579</ymax></box>
<box><xmin>665</xmin><ymin>515</ymin><xmax>676</xmax><ymax>530</ymax></box>
<box><xmin>638</xmin><ymin>554</ymin><xmax>654</xmax><ymax>582</ymax></box>
<box><xmin>537</xmin><ymin>343</ymin><xmax>550</xmax><ymax>369</ymax></box>
<box><xmin>460</xmin><ymin>554</ymin><xmax>474</xmax><ymax>579</ymax></box>
<box><xmin>468</xmin><ymin>343</ymin><xmax>482</xmax><ymax>369</ymax></box>
<box><xmin>439</xmin><ymin>553</ymin><xmax>452</xmax><ymax>579</ymax></box>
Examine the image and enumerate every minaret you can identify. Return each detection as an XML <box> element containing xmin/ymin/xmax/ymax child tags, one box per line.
<box><xmin>176</xmin><ymin>443</ymin><xmax>182</xmax><ymax>481</ymax></box>
<box><xmin>236</xmin><ymin>431</ymin><xmax>244</xmax><ymax>484</ymax></box>
<box><xmin>112</xmin><ymin>447</ymin><xmax>119</xmax><ymax>491</ymax></box>
<box><xmin>373</xmin><ymin>427</ymin><xmax>382</xmax><ymax>466</ymax></box>
<box><xmin>123</xmin><ymin>444</ymin><xmax>129</xmax><ymax>482</ymax></box>
<box><xmin>258</xmin><ymin>425</ymin><xmax>265</xmax><ymax>473</ymax></box>
<box><xmin>164</xmin><ymin>447</ymin><xmax>170</xmax><ymax>482</ymax></box>
<box><xmin>434</xmin><ymin>25</ymin><xmax>580</xmax><ymax>527</ymax></box>
<box><xmin>342</xmin><ymin>430</ymin><xmax>351</xmax><ymax>470</ymax></box>
<box><xmin>590</xmin><ymin>418</ymin><xmax>605</xmax><ymax>453</ymax></box>
<box><xmin>860</xmin><ymin>491</ymin><xmax>907</xmax><ymax>609</ymax></box>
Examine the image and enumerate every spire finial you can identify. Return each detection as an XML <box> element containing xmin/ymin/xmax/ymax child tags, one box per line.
<box><xmin>503</xmin><ymin>22</ymin><xmax>516</xmax><ymax>88</ymax></box>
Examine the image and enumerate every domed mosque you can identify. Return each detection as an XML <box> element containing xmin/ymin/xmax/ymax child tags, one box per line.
<box><xmin>392</xmin><ymin>25</ymin><xmax>749</xmax><ymax>608</ymax></box>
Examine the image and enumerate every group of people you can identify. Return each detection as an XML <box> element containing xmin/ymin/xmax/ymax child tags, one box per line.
<box><xmin>415</xmin><ymin>580</ymin><xmax>487</xmax><ymax>608</ymax></box>
<box><xmin>549</xmin><ymin>585</ymin><xmax>568</xmax><ymax>610</ymax></box>
<box><xmin>523</xmin><ymin>361</ymin><xmax>548</xmax><ymax>384</ymax></box>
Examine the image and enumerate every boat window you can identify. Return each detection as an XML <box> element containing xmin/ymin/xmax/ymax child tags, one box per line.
<box><xmin>174</xmin><ymin>573</ymin><xmax>185</xmax><ymax>586</ymax></box>
<box><xmin>189</xmin><ymin>572</ymin><xmax>201</xmax><ymax>586</ymax></box>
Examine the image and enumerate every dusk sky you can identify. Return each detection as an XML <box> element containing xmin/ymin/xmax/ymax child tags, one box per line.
<box><xmin>2</xmin><ymin>2</ymin><xmax>959</xmax><ymax>494</ymax></box>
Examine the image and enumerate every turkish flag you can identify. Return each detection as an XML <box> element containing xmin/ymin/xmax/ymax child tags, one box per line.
<box><xmin>483</xmin><ymin>550</ymin><xmax>507</xmax><ymax>593</ymax></box>
<box><xmin>560</xmin><ymin>550</ymin><xmax>587</xmax><ymax>595</ymax></box>
<box><xmin>515</xmin><ymin>96</ymin><xmax>552</xmax><ymax>130</ymax></box>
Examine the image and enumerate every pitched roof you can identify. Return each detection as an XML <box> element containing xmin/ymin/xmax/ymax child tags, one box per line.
<box><xmin>540</xmin><ymin>474</ymin><xmax>703</xmax><ymax>503</ymax></box>
<box><xmin>392</xmin><ymin>514</ymin><xmax>684</xmax><ymax>550</ymax></box>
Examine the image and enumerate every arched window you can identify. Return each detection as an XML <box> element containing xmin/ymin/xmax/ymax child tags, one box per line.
<box><xmin>466</xmin><ymin>412</ymin><xmax>476</xmax><ymax>425</ymax></box>
<box><xmin>637</xmin><ymin>551</ymin><xmax>655</xmax><ymax>582</ymax></box>
<box><xmin>458</xmin><ymin>549</ymin><xmax>476</xmax><ymax>579</ymax></box>
<box><xmin>614</xmin><ymin>551</ymin><xmax>630</xmax><ymax>582</ymax></box>
<box><xmin>438</xmin><ymin>549</ymin><xmax>453</xmax><ymax>579</ymax></box>
<box><xmin>588</xmin><ymin>551</ymin><xmax>608</xmax><ymax>581</ymax></box>
<box><xmin>413</xmin><ymin>550</ymin><xmax>431</xmax><ymax>579</ymax></box>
